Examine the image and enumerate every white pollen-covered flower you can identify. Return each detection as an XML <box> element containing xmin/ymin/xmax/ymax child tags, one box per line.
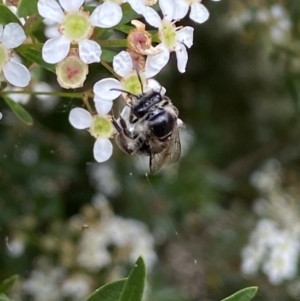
<box><xmin>0</xmin><ymin>23</ymin><xmax>30</xmax><ymax>87</ymax></box>
<box><xmin>38</xmin><ymin>0</ymin><xmax>121</xmax><ymax>64</ymax></box>
<box><xmin>93</xmin><ymin>51</ymin><xmax>166</xmax><ymax>103</ymax></box>
<box><xmin>141</xmin><ymin>0</ymin><xmax>194</xmax><ymax>76</ymax></box>
<box><xmin>69</xmin><ymin>103</ymin><xmax>114</xmax><ymax>163</ymax></box>
<box><xmin>173</xmin><ymin>0</ymin><xmax>209</xmax><ymax>23</ymax></box>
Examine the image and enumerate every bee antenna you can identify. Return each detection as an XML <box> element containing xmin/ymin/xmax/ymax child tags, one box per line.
<box><xmin>135</xmin><ymin>61</ymin><xmax>144</xmax><ymax>94</ymax></box>
<box><xmin>110</xmin><ymin>88</ymin><xmax>139</xmax><ymax>98</ymax></box>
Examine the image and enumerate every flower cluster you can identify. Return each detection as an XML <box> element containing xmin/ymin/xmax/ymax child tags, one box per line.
<box><xmin>0</xmin><ymin>0</ymin><xmax>219</xmax><ymax>163</ymax></box>
<box><xmin>10</xmin><ymin>194</ymin><xmax>157</xmax><ymax>301</ymax></box>
<box><xmin>241</xmin><ymin>160</ymin><xmax>300</xmax><ymax>286</ymax></box>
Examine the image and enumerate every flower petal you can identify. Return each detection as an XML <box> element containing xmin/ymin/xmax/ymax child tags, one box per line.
<box><xmin>94</xmin><ymin>78</ymin><xmax>122</xmax><ymax>101</ymax></box>
<box><xmin>173</xmin><ymin>0</ymin><xmax>189</xmax><ymax>20</ymax></box>
<box><xmin>78</xmin><ymin>39</ymin><xmax>101</xmax><ymax>64</ymax></box>
<box><xmin>44</xmin><ymin>22</ymin><xmax>60</xmax><ymax>39</ymax></box>
<box><xmin>90</xmin><ymin>2</ymin><xmax>122</xmax><ymax>28</ymax></box>
<box><xmin>145</xmin><ymin>44</ymin><xmax>170</xmax><ymax>78</ymax></box>
<box><xmin>37</xmin><ymin>0</ymin><xmax>64</xmax><ymax>22</ymax></box>
<box><xmin>1</xmin><ymin>23</ymin><xmax>26</xmax><ymax>49</ymax></box>
<box><xmin>159</xmin><ymin>0</ymin><xmax>175</xmax><ymax>20</ymax></box>
<box><xmin>0</xmin><ymin>24</ymin><xmax>3</xmax><ymax>38</ymax></box>
<box><xmin>142</xmin><ymin>7</ymin><xmax>162</xmax><ymax>28</ymax></box>
<box><xmin>69</xmin><ymin>107</ymin><xmax>92</xmax><ymax>129</ymax></box>
<box><xmin>93</xmin><ymin>138</ymin><xmax>113</xmax><ymax>163</ymax></box>
<box><xmin>127</xmin><ymin>0</ymin><xmax>146</xmax><ymax>14</ymax></box>
<box><xmin>113</xmin><ymin>51</ymin><xmax>132</xmax><ymax>78</ymax></box>
<box><xmin>147</xmin><ymin>78</ymin><xmax>166</xmax><ymax>95</ymax></box>
<box><xmin>176</xmin><ymin>26</ymin><xmax>194</xmax><ymax>48</ymax></box>
<box><xmin>175</xmin><ymin>42</ymin><xmax>188</xmax><ymax>73</ymax></box>
<box><xmin>3</xmin><ymin>61</ymin><xmax>30</xmax><ymax>87</ymax></box>
<box><xmin>94</xmin><ymin>96</ymin><xmax>113</xmax><ymax>115</ymax></box>
<box><xmin>59</xmin><ymin>0</ymin><xmax>84</xmax><ymax>12</ymax></box>
<box><xmin>190</xmin><ymin>3</ymin><xmax>209</xmax><ymax>24</ymax></box>
<box><xmin>42</xmin><ymin>35</ymin><xmax>70</xmax><ymax>64</ymax></box>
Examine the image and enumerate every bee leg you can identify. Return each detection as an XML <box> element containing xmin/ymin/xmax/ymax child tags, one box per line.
<box><xmin>119</xmin><ymin>115</ymin><xmax>135</xmax><ymax>139</ymax></box>
<box><xmin>112</xmin><ymin>117</ymin><xmax>122</xmax><ymax>134</ymax></box>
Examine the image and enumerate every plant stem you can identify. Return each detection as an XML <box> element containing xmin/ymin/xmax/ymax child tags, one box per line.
<box><xmin>0</xmin><ymin>91</ymin><xmax>83</xmax><ymax>98</ymax></box>
<box><xmin>101</xmin><ymin>61</ymin><xmax>120</xmax><ymax>79</ymax></box>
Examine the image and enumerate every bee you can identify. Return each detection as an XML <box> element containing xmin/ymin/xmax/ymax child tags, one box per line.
<box><xmin>112</xmin><ymin>83</ymin><xmax>182</xmax><ymax>173</ymax></box>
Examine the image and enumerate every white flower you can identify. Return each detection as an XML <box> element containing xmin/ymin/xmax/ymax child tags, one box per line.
<box><xmin>263</xmin><ymin>249</ymin><xmax>298</xmax><ymax>285</ymax></box>
<box><xmin>6</xmin><ymin>237</ymin><xmax>25</xmax><ymax>257</ymax></box>
<box><xmin>173</xmin><ymin>0</ymin><xmax>209</xmax><ymax>23</ymax></box>
<box><xmin>102</xmin><ymin>216</ymin><xmax>157</xmax><ymax>270</ymax></box>
<box><xmin>89</xmin><ymin>163</ymin><xmax>121</xmax><ymax>196</ymax></box>
<box><xmin>77</xmin><ymin>227</ymin><xmax>111</xmax><ymax>271</ymax></box>
<box><xmin>38</xmin><ymin>0</ymin><xmax>122</xmax><ymax>64</ymax></box>
<box><xmin>23</xmin><ymin>264</ymin><xmax>65</xmax><ymax>301</ymax></box>
<box><xmin>0</xmin><ymin>112</ymin><xmax>2</xmax><ymax>120</ymax></box>
<box><xmin>69</xmin><ymin>103</ymin><xmax>114</xmax><ymax>163</ymax></box>
<box><xmin>250</xmin><ymin>159</ymin><xmax>282</xmax><ymax>193</ymax></box>
<box><xmin>93</xmin><ymin>50</ymin><xmax>165</xmax><ymax>103</ymax></box>
<box><xmin>142</xmin><ymin>0</ymin><xmax>194</xmax><ymax>76</ymax></box>
<box><xmin>61</xmin><ymin>274</ymin><xmax>91</xmax><ymax>300</ymax></box>
<box><xmin>0</xmin><ymin>23</ymin><xmax>30</xmax><ymax>87</ymax></box>
<box><xmin>241</xmin><ymin>245</ymin><xmax>264</xmax><ymax>275</ymax></box>
<box><xmin>250</xmin><ymin>218</ymin><xmax>279</xmax><ymax>249</ymax></box>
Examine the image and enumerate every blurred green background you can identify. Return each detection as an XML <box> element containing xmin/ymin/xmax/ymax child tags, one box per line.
<box><xmin>2</xmin><ymin>0</ymin><xmax>300</xmax><ymax>300</ymax></box>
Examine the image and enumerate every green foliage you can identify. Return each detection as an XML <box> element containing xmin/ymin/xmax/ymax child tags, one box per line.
<box><xmin>0</xmin><ymin>275</ymin><xmax>18</xmax><ymax>294</ymax></box>
<box><xmin>118</xmin><ymin>257</ymin><xmax>146</xmax><ymax>301</ymax></box>
<box><xmin>3</xmin><ymin>96</ymin><xmax>33</xmax><ymax>125</ymax></box>
<box><xmin>17</xmin><ymin>44</ymin><xmax>56</xmax><ymax>73</ymax></box>
<box><xmin>221</xmin><ymin>287</ymin><xmax>258</xmax><ymax>301</ymax></box>
<box><xmin>86</xmin><ymin>257</ymin><xmax>146</xmax><ymax>301</ymax></box>
<box><xmin>85</xmin><ymin>279</ymin><xmax>126</xmax><ymax>301</ymax></box>
<box><xmin>119</xmin><ymin>3</ymin><xmax>139</xmax><ymax>25</ymax></box>
<box><xmin>17</xmin><ymin>0</ymin><xmax>38</xmax><ymax>17</ymax></box>
<box><xmin>0</xmin><ymin>294</ymin><xmax>15</xmax><ymax>301</ymax></box>
<box><xmin>0</xmin><ymin>5</ymin><xmax>21</xmax><ymax>25</ymax></box>
<box><xmin>101</xmin><ymin>49</ymin><xmax>118</xmax><ymax>62</ymax></box>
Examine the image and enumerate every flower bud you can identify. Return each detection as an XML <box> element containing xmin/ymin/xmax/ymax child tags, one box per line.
<box><xmin>56</xmin><ymin>51</ymin><xmax>88</xmax><ymax>89</ymax></box>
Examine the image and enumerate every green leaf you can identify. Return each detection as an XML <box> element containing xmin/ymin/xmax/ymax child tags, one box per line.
<box><xmin>94</xmin><ymin>28</ymin><xmax>113</xmax><ymax>40</ymax></box>
<box><xmin>118</xmin><ymin>257</ymin><xmax>146</xmax><ymax>301</ymax></box>
<box><xmin>221</xmin><ymin>287</ymin><xmax>258</xmax><ymax>301</ymax></box>
<box><xmin>17</xmin><ymin>0</ymin><xmax>38</xmax><ymax>17</ymax></box>
<box><xmin>0</xmin><ymin>5</ymin><xmax>22</xmax><ymax>25</ymax></box>
<box><xmin>18</xmin><ymin>44</ymin><xmax>55</xmax><ymax>73</ymax></box>
<box><xmin>102</xmin><ymin>49</ymin><xmax>118</xmax><ymax>63</ymax></box>
<box><xmin>85</xmin><ymin>279</ymin><xmax>126</xmax><ymax>301</ymax></box>
<box><xmin>120</xmin><ymin>3</ymin><xmax>139</xmax><ymax>25</ymax></box>
<box><xmin>0</xmin><ymin>294</ymin><xmax>16</xmax><ymax>301</ymax></box>
<box><xmin>0</xmin><ymin>275</ymin><xmax>18</xmax><ymax>294</ymax></box>
<box><xmin>115</xmin><ymin>24</ymin><xmax>134</xmax><ymax>34</ymax></box>
<box><xmin>3</xmin><ymin>96</ymin><xmax>33</xmax><ymax>126</ymax></box>
<box><xmin>99</xmin><ymin>39</ymin><xmax>127</xmax><ymax>48</ymax></box>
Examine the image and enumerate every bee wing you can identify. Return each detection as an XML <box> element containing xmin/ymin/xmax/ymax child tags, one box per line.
<box><xmin>150</xmin><ymin>126</ymin><xmax>181</xmax><ymax>173</ymax></box>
